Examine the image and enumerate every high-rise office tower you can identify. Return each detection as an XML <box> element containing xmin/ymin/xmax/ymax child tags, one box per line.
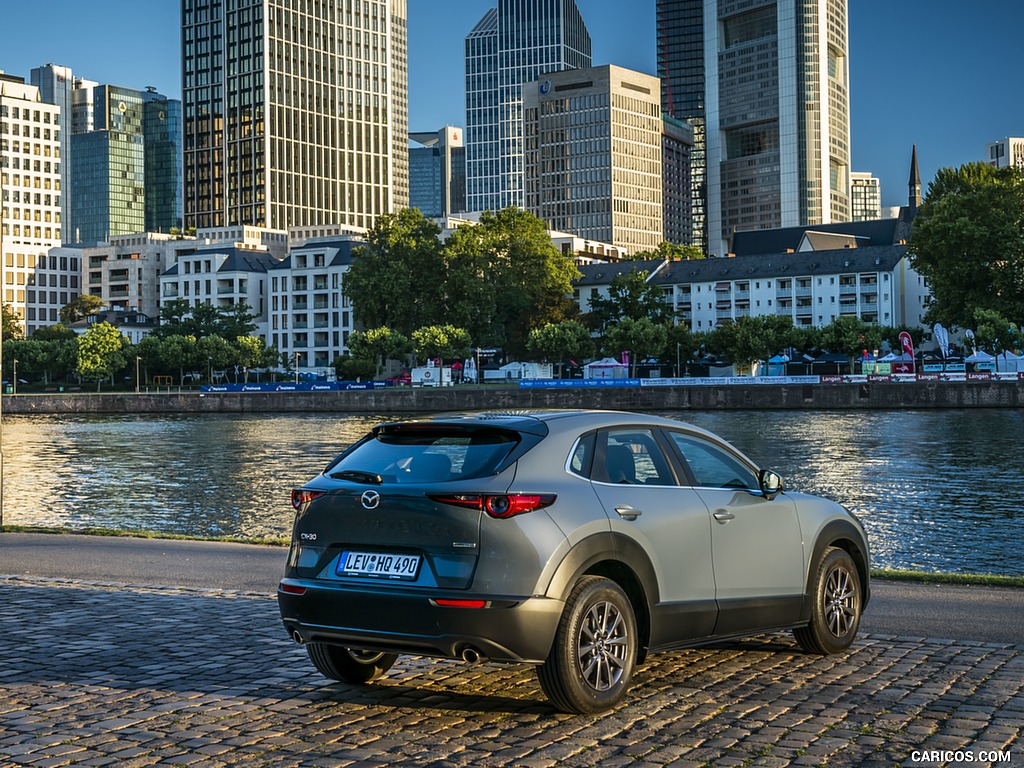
<box><xmin>0</xmin><ymin>72</ymin><xmax>70</xmax><ymax>334</ymax></box>
<box><xmin>657</xmin><ymin>1</ymin><xmax>706</xmax><ymax>253</ymax></box>
<box><xmin>658</xmin><ymin>0</ymin><xmax>852</xmax><ymax>257</ymax></box>
<box><xmin>181</xmin><ymin>0</ymin><xmax>409</xmax><ymax>233</ymax></box>
<box><xmin>30</xmin><ymin>64</ymin><xmax>75</xmax><ymax>240</ymax></box>
<box><xmin>409</xmin><ymin>127</ymin><xmax>466</xmax><ymax>219</ymax></box>
<box><xmin>850</xmin><ymin>172</ymin><xmax>881</xmax><ymax>222</ymax></box>
<box><xmin>523</xmin><ymin>65</ymin><xmax>664</xmax><ymax>252</ymax></box>
<box><xmin>465</xmin><ymin>0</ymin><xmax>591</xmax><ymax>214</ymax></box>
<box><xmin>142</xmin><ymin>88</ymin><xmax>184</xmax><ymax>234</ymax></box>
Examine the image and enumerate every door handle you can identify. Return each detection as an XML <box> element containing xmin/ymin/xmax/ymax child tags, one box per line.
<box><xmin>713</xmin><ymin>511</ymin><xmax>735</xmax><ymax>523</ymax></box>
<box><xmin>615</xmin><ymin>506</ymin><xmax>642</xmax><ymax>521</ymax></box>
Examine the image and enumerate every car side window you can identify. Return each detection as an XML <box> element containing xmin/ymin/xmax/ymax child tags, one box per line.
<box><xmin>568</xmin><ymin>432</ymin><xmax>596</xmax><ymax>478</ymax></box>
<box><xmin>669</xmin><ymin>432</ymin><xmax>759</xmax><ymax>490</ymax></box>
<box><xmin>598</xmin><ymin>429</ymin><xmax>675</xmax><ymax>485</ymax></box>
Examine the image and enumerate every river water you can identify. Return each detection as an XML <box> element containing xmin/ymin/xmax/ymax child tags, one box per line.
<box><xmin>1</xmin><ymin>409</ymin><xmax>1020</xmax><ymax>576</ymax></box>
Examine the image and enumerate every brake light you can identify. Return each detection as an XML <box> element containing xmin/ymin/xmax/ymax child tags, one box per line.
<box><xmin>427</xmin><ymin>493</ymin><xmax>556</xmax><ymax>519</ymax></box>
<box><xmin>291</xmin><ymin>489</ymin><xmax>326</xmax><ymax>510</ymax></box>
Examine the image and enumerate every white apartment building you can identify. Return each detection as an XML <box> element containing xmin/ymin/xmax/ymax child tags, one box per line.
<box><xmin>159</xmin><ymin>242</ymin><xmax>281</xmax><ymax>337</ymax></box>
<box><xmin>576</xmin><ymin>245</ymin><xmax>929</xmax><ymax>333</ymax></box>
<box><xmin>268</xmin><ymin>237</ymin><xmax>363</xmax><ymax>373</ymax></box>
<box><xmin>1</xmin><ymin>72</ymin><xmax>65</xmax><ymax>335</ymax></box>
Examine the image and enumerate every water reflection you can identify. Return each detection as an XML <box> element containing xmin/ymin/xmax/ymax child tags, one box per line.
<box><xmin>2</xmin><ymin>410</ymin><xmax>1021</xmax><ymax>576</ymax></box>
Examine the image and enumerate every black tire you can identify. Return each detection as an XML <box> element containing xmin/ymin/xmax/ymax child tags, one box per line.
<box><xmin>793</xmin><ymin>546</ymin><xmax>862</xmax><ymax>655</ymax></box>
<box><xmin>306</xmin><ymin>643</ymin><xmax>399</xmax><ymax>684</ymax></box>
<box><xmin>537</xmin><ymin>576</ymin><xmax>637</xmax><ymax>714</ymax></box>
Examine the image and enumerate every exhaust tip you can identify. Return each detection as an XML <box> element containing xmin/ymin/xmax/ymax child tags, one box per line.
<box><xmin>460</xmin><ymin>646</ymin><xmax>482</xmax><ymax>665</ymax></box>
<box><xmin>291</xmin><ymin>629</ymin><xmax>305</xmax><ymax>644</ymax></box>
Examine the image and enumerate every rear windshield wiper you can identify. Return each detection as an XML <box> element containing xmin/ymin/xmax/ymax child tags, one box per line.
<box><xmin>330</xmin><ymin>469</ymin><xmax>383</xmax><ymax>485</ymax></box>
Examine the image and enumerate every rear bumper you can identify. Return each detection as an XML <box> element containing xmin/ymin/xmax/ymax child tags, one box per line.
<box><xmin>277</xmin><ymin>578</ymin><xmax>565</xmax><ymax>664</ymax></box>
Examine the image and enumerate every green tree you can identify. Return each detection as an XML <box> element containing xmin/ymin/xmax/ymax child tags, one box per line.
<box><xmin>818</xmin><ymin>316</ymin><xmax>885</xmax><ymax>360</ymax></box>
<box><xmin>220</xmin><ymin>303</ymin><xmax>258</xmax><ymax>339</ymax></box>
<box><xmin>666</xmin><ymin>322</ymin><xmax>703</xmax><ymax>375</ymax></box>
<box><xmin>234</xmin><ymin>335</ymin><xmax>277</xmax><ymax>381</ymax></box>
<box><xmin>444</xmin><ymin>207</ymin><xmax>581</xmax><ymax>355</ymax></box>
<box><xmin>76</xmin><ymin>322</ymin><xmax>128</xmax><ymax>390</ymax></box>
<box><xmin>970</xmin><ymin>308</ymin><xmax>1022</xmax><ymax>359</ymax></box>
<box><xmin>634</xmin><ymin>242</ymin><xmax>706</xmax><ymax>261</ymax></box>
<box><xmin>31</xmin><ymin>324</ymin><xmax>76</xmax><ymax>341</ymax></box>
<box><xmin>197</xmin><ymin>335</ymin><xmax>238</xmax><ymax>382</ymax></box>
<box><xmin>154</xmin><ymin>298</ymin><xmax>194</xmax><ymax>338</ymax></box>
<box><xmin>2</xmin><ymin>303</ymin><xmax>24</xmax><ymax>340</ymax></box>
<box><xmin>59</xmin><ymin>294</ymin><xmax>104</xmax><ymax>325</ymax></box>
<box><xmin>708</xmin><ymin>316</ymin><xmax>794</xmax><ymax>374</ymax></box>
<box><xmin>347</xmin><ymin>327</ymin><xmax>411</xmax><ymax>378</ymax></box>
<box><xmin>586</xmin><ymin>270</ymin><xmax>673</xmax><ymax>332</ymax></box>
<box><xmin>527</xmin><ymin>320</ymin><xmax>594</xmax><ymax>377</ymax></box>
<box><xmin>411</xmin><ymin>325</ymin><xmax>472</xmax><ymax>365</ymax></box>
<box><xmin>603</xmin><ymin>317</ymin><xmax>669</xmax><ymax>376</ymax></box>
<box><xmin>908</xmin><ymin>162</ymin><xmax>1024</xmax><ymax>327</ymax></box>
<box><xmin>344</xmin><ymin>209</ymin><xmax>447</xmax><ymax>335</ymax></box>
<box><xmin>161</xmin><ymin>335</ymin><xmax>200</xmax><ymax>384</ymax></box>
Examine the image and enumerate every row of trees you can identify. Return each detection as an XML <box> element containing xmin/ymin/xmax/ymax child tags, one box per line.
<box><xmin>3</xmin><ymin>300</ymin><xmax>279</xmax><ymax>389</ymax></box>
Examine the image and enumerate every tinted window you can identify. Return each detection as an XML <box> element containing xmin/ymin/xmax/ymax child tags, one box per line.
<box><xmin>669</xmin><ymin>433</ymin><xmax>759</xmax><ymax>490</ymax></box>
<box><xmin>596</xmin><ymin>429</ymin><xmax>675</xmax><ymax>485</ymax></box>
<box><xmin>568</xmin><ymin>432</ymin><xmax>596</xmax><ymax>478</ymax></box>
<box><xmin>326</xmin><ymin>427</ymin><xmax>519</xmax><ymax>484</ymax></box>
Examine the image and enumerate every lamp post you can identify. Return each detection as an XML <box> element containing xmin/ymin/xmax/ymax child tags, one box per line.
<box><xmin>12</xmin><ymin>359</ymin><xmax>16</xmax><ymax>396</ymax></box>
<box><xmin>207</xmin><ymin>356</ymin><xmax>212</xmax><ymax>384</ymax></box>
<box><xmin>135</xmin><ymin>355</ymin><xmax>141</xmax><ymax>394</ymax></box>
<box><xmin>293</xmin><ymin>352</ymin><xmax>299</xmax><ymax>384</ymax></box>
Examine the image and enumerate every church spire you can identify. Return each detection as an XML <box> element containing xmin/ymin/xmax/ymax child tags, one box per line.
<box><xmin>909</xmin><ymin>144</ymin><xmax>922</xmax><ymax>210</ymax></box>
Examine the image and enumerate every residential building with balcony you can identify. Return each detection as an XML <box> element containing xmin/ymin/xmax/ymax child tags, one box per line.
<box><xmin>159</xmin><ymin>242</ymin><xmax>281</xmax><ymax>337</ymax></box>
<box><xmin>267</xmin><ymin>236</ymin><xmax>364</xmax><ymax>373</ymax></box>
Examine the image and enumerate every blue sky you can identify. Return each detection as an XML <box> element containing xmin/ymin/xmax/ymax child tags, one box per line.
<box><xmin>2</xmin><ymin>0</ymin><xmax>1021</xmax><ymax>208</ymax></box>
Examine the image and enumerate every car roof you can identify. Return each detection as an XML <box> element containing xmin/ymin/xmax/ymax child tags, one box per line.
<box><xmin>374</xmin><ymin>410</ymin><xmax>720</xmax><ymax>440</ymax></box>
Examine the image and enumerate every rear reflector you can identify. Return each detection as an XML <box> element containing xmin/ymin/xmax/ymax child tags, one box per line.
<box><xmin>427</xmin><ymin>493</ymin><xmax>556</xmax><ymax>519</ymax></box>
<box><xmin>279</xmin><ymin>583</ymin><xmax>307</xmax><ymax>595</ymax></box>
<box><xmin>433</xmin><ymin>598</ymin><xmax>487</xmax><ymax>609</ymax></box>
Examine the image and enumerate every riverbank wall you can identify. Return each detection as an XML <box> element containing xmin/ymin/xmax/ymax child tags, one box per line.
<box><xmin>4</xmin><ymin>379</ymin><xmax>1024</xmax><ymax>414</ymax></box>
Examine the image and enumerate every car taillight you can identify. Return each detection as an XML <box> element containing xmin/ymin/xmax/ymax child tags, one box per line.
<box><xmin>291</xmin><ymin>489</ymin><xmax>326</xmax><ymax>510</ymax></box>
<box><xmin>427</xmin><ymin>493</ymin><xmax>556</xmax><ymax>519</ymax></box>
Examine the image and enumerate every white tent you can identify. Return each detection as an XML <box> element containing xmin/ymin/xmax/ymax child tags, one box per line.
<box><xmin>996</xmin><ymin>351</ymin><xmax>1024</xmax><ymax>373</ymax></box>
<box><xmin>584</xmin><ymin>357</ymin><xmax>629</xmax><ymax>379</ymax></box>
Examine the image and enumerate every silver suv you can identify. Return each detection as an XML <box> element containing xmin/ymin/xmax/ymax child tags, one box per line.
<box><xmin>278</xmin><ymin>410</ymin><xmax>870</xmax><ymax>713</ymax></box>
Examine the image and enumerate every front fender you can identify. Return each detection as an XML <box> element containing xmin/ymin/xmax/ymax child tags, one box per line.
<box><xmin>802</xmin><ymin>517</ymin><xmax>872</xmax><ymax>621</ymax></box>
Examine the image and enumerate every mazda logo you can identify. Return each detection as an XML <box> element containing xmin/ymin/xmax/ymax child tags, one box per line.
<box><xmin>360</xmin><ymin>490</ymin><xmax>381</xmax><ymax>510</ymax></box>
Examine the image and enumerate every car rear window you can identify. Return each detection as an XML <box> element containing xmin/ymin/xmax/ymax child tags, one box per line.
<box><xmin>325</xmin><ymin>426</ymin><xmax>521</xmax><ymax>484</ymax></box>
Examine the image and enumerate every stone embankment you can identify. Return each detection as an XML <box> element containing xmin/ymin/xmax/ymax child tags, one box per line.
<box><xmin>3</xmin><ymin>379</ymin><xmax>1024</xmax><ymax>414</ymax></box>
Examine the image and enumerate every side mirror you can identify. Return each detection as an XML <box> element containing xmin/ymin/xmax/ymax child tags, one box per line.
<box><xmin>759</xmin><ymin>469</ymin><xmax>783</xmax><ymax>500</ymax></box>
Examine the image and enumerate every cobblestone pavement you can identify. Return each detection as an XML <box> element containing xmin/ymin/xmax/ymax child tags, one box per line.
<box><xmin>0</xmin><ymin>577</ymin><xmax>1020</xmax><ymax>768</ymax></box>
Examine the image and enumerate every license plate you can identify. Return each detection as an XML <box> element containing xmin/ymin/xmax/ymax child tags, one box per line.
<box><xmin>338</xmin><ymin>551</ymin><xmax>421</xmax><ymax>580</ymax></box>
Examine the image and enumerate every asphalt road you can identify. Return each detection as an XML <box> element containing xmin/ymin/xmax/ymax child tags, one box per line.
<box><xmin>2</xmin><ymin>532</ymin><xmax>1022</xmax><ymax>644</ymax></box>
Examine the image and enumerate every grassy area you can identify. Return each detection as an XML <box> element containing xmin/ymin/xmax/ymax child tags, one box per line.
<box><xmin>0</xmin><ymin>525</ymin><xmax>289</xmax><ymax>548</ymax></box>
<box><xmin>871</xmin><ymin>568</ymin><xmax>1024</xmax><ymax>588</ymax></box>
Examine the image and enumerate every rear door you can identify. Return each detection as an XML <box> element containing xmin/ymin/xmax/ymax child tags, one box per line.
<box><xmin>589</xmin><ymin>427</ymin><xmax>717</xmax><ymax>642</ymax></box>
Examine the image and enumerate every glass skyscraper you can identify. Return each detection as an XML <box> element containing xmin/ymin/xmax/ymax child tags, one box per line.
<box><xmin>409</xmin><ymin>127</ymin><xmax>465</xmax><ymax>218</ymax></box>
<box><xmin>69</xmin><ymin>85</ymin><xmax>146</xmax><ymax>243</ymax></box>
<box><xmin>142</xmin><ymin>89</ymin><xmax>183</xmax><ymax>234</ymax></box>
<box><xmin>465</xmin><ymin>0</ymin><xmax>591</xmax><ymax>214</ymax></box>
<box><xmin>181</xmin><ymin>0</ymin><xmax>409</xmax><ymax>233</ymax></box>
<box><xmin>658</xmin><ymin>0</ymin><xmax>851</xmax><ymax>257</ymax></box>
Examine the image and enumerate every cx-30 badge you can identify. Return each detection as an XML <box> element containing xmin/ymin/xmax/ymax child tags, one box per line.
<box><xmin>360</xmin><ymin>490</ymin><xmax>381</xmax><ymax>509</ymax></box>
